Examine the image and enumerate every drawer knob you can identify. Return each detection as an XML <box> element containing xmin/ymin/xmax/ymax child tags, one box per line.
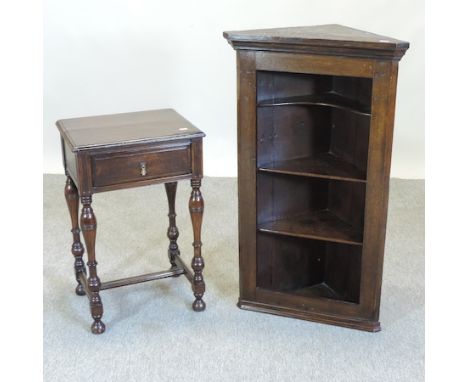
<box><xmin>139</xmin><ymin>162</ymin><xmax>147</xmax><ymax>176</ymax></box>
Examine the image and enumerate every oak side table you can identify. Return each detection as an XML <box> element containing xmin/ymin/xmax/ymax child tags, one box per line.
<box><xmin>57</xmin><ymin>108</ymin><xmax>206</xmax><ymax>334</ymax></box>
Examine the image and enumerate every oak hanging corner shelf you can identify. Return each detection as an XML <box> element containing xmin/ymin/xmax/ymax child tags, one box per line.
<box><xmin>224</xmin><ymin>24</ymin><xmax>409</xmax><ymax>332</ymax></box>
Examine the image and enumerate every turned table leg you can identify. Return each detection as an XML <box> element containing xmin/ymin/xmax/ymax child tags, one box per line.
<box><xmin>189</xmin><ymin>178</ymin><xmax>205</xmax><ymax>311</ymax></box>
<box><xmin>80</xmin><ymin>195</ymin><xmax>105</xmax><ymax>334</ymax></box>
<box><xmin>164</xmin><ymin>182</ymin><xmax>180</xmax><ymax>271</ymax></box>
<box><xmin>64</xmin><ymin>176</ymin><xmax>86</xmax><ymax>296</ymax></box>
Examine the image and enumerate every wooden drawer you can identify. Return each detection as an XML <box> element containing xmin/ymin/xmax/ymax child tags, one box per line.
<box><xmin>92</xmin><ymin>146</ymin><xmax>191</xmax><ymax>187</ymax></box>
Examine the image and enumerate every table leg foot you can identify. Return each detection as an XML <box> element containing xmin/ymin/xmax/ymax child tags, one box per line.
<box><xmin>91</xmin><ymin>320</ymin><xmax>106</xmax><ymax>335</ymax></box>
<box><xmin>192</xmin><ymin>298</ymin><xmax>206</xmax><ymax>312</ymax></box>
<box><xmin>75</xmin><ymin>284</ymin><xmax>86</xmax><ymax>296</ymax></box>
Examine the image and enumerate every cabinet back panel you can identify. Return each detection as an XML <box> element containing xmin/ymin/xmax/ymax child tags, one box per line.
<box><xmin>257</xmin><ymin>173</ymin><xmax>329</xmax><ymax>225</ymax></box>
<box><xmin>257</xmin><ymin>234</ymin><xmax>362</xmax><ymax>304</ymax></box>
<box><xmin>328</xmin><ymin>180</ymin><xmax>366</xmax><ymax>231</ymax></box>
<box><xmin>257</xmin><ymin>71</ymin><xmax>332</xmax><ymax>102</ymax></box>
<box><xmin>332</xmin><ymin>76</ymin><xmax>372</xmax><ymax>107</ymax></box>
<box><xmin>257</xmin><ymin>71</ymin><xmax>372</xmax><ymax>106</ymax></box>
<box><xmin>325</xmin><ymin>243</ymin><xmax>362</xmax><ymax>303</ymax></box>
<box><xmin>257</xmin><ymin>173</ymin><xmax>365</xmax><ymax>233</ymax></box>
<box><xmin>257</xmin><ymin>234</ymin><xmax>325</xmax><ymax>291</ymax></box>
<box><xmin>256</xmin><ymin>70</ymin><xmax>371</xmax><ymax>173</ymax></box>
<box><xmin>257</xmin><ymin>106</ymin><xmax>330</xmax><ymax>166</ymax></box>
<box><xmin>330</xmin><ymin>110</ymin><xmax>370</xmax><ymax>173</ymax></box>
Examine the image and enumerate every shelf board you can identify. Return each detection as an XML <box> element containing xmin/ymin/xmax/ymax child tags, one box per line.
<box><xmin>258</xmin><ymin>153</ymin><xmax>366</xmax><ymax>183</ymax></box>
<box><xmin>294</xmin><ymin>283</ymin><xmax>344</xmax><ymax>301</ymax></box>
<box><xmin>258</xmin><ymin>209</ymin><xmax>363</xmax><ymax>246</ymax></box>
<box><xmin>257</xmin><ymin>92</ymin><xmax>371</xmax><ymax>116</ymax></box>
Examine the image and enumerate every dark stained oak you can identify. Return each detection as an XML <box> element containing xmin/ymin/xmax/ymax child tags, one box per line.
<box><xmin>257</xmin><ymin>92</ymin><xmax>371</xmax><ymax>117</ymax></box>
<box><xmin>258</xmin><ymin>153</ymin><xmax>367</xmax><ymax>183</ymax></box>
<box><xmin>93</xmin><ymin>146</ymin><xmax>191</xmax><ymax>188</ymax></box>
<box><xmin>80</xmin><ymin>195</ymin><xmax>105</xmax><ymax>334</ymax></box>
<box><xmin>294</xmin><ymin>283</ymin><xmax>344</xmax><ymax>301</ymax></box>
<box><xmin>224</xmin><ymin>24</ymin><xmax>409</xmax><ymax>59</ymax></box>
<box><xmin>64</xmin><ymin>176</ymin><xmax>86</xmax><ymax>296</ymax></box>
<box><xmin>57</xmin><ymin>108</ymin><xmax>204</xmax><ymax>151</ymax></box>
<box><xmin>58</xmin><ymin>108</ymin><xmax>206</xmax><ymax>334</ymax></box>
<box><xmin>258</xmin><ymin>209</ymin><xmax>364</xmax><ymax>246</ymax></box>
<box><xmin>100</xmin><ymin>268</ymin><xmax>185</xmax><ymax>290</ymax></box>
<box><xmin>189</xmin><ymin>178</ymin><xmax>206</xmax><ymax>311</ymax></box>
<box><xmin>165</xmin><ymin>182</ymin><xmax>180</xmax><ymax>271</ymax></box>
<box><xmin>225</xmin><ymin>25</ymin><xmax>409</xmax><ymax>332</ymax></box>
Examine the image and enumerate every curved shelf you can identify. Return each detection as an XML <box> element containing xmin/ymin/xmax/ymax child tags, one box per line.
<box><xmin>257</xmin><ymin>92</ymin><xmax>371</xmax><ymax>117</ymax></box>
<box><xmin>258</xmin><ymin>210</ymin><xmax>364</xmax><ymax>246</ymax></box>
<box><xmin>258</xmin><ymin>153</ymin><xmax>367</xmax><ymax>183</ymax></box>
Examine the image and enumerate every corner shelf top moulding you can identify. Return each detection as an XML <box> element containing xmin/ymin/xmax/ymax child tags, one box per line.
<box><xmin>224</xmin><ymin>24</ymin><xmax>409</xmax><ymax>60</ymax></box>
<box><xmin>258</xmin><ymin>153</ymin><xmax>367</xmax><ymax>183</ymax></box>
<box><xmin>257</xmin><ymin>92</ymin><xmax>371</xmax><ymax>117</ymax></box>
<box><xmin>258</xmin><ymin>209</ymin><xmax>363</xmax><ymax>246</ymax></box>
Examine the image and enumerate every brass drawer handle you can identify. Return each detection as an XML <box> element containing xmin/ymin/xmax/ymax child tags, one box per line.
<box><xmin>139</xmin><ymin>162</ymin><xmax>147</xmax><ymax>176</ymax></box>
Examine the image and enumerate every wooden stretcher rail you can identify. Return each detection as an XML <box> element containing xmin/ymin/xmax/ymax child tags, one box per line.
<box><xmin>100</xmin><ymin>268</ymin><xmax>185</xmax><ymax>290</ymax></box>
<box><xmin>174</xmin><ymin>255</ymin><xmax>194</xmax><ymax>283</ymax></box>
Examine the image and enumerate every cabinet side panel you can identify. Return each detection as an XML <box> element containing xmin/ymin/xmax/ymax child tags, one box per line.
<box><xmin>237</xmin><ymin>51</ymin><xmax>258</xmax><ymax>301</ymax></box>
<box><xmin>361</xmin><ymin>60</ymin><xmax>399</xmax><ymax>320</ymax></box>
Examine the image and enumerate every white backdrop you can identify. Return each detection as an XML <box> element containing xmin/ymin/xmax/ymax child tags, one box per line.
<box><xmin>44</xmin><ymin>0</ymin><xmax>424</xmax><ymax>178</ymax></box>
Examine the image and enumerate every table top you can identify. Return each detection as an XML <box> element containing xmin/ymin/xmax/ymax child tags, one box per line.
<box><xmin>57</xmin><ymin>108</ymin><xmax>205</xmax><ymax>152</ymax></box>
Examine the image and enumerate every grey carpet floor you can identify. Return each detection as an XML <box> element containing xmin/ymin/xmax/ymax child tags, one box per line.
<box><xmin>43</xmin><ymin>175</ymin><xmax>424</xmax><ymax>382</ymax></box>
